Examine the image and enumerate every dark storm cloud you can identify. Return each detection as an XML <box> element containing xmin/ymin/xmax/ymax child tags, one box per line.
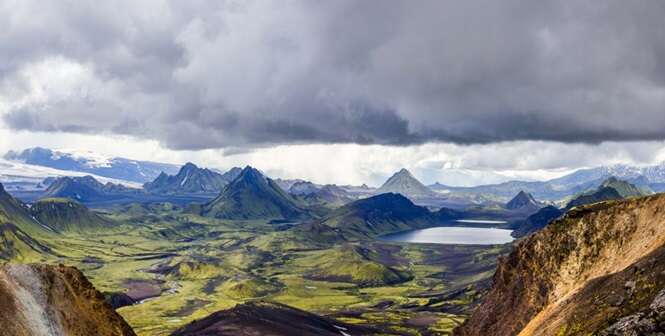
<box><xmin>2</xmin><ymin>0</ymin><xmax>665</xmax><ymax>149</ymax></box>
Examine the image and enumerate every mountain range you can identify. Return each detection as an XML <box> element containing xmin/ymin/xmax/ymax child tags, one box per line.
<box><xmin>433</xmin><ymin>163</ymin><xmax>665</xmax><ymax>202</ymax></box>
<box><xmin>144</xmin><ymin>162</ymin><xmax>241</xmax><ymax>194</ymax></box>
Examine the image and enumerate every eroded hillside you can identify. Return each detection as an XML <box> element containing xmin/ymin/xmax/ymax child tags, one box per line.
<box><xmin>455</xmin><ymin>194</ymin><xmax>665</xmax><ymax>335</ymax></box>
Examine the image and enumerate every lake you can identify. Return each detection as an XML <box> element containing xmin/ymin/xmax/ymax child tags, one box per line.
<box><xmin>380</xmin><ymin>226</ymin><xmax>514</xmax><ymax>245</ymax></box>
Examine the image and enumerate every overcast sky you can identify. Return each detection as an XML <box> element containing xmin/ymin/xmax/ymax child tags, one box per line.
<box><xmin>1</xmin><ymin>1</ymin><xmax>665</xmax><ymax>186</ymax></box>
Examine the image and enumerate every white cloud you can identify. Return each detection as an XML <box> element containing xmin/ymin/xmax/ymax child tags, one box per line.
<box><xmin>1</xmin><ymin>126</ymin><xmax>665</xmax><ymax>186</ymax></box>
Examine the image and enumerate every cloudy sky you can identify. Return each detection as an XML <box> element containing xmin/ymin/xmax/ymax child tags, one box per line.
<box><xmin>1</xmin><ymin>0</ymin><xmax>665</xmax><ymax>186</ymax></box>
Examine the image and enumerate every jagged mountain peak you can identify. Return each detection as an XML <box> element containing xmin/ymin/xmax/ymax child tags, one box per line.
<box><xmin>237</xmin><ymin>165</ymin><xmax>264</xmax><ymax>180</ymax></box>
<box><xmin>144</xmin><ymin>163</ymin><xmax>234</xmax><ymax>194</ymax></box>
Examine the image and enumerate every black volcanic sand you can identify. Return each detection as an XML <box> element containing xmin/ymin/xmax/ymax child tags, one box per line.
<box><xmin>170</xmin><ymin>301</ymin><xmax>381</xmax><ymax>336</ymax></box>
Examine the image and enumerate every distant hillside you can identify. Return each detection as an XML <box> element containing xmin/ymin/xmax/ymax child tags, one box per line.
<box><xmin>455</xmin><ymin>194</ymin><xmax>665</xmax><ymax>336</ymax></box>
<box><xmin>144</xmin><ymin>163</ymin><xmax>239</xmax><ymax>194</ymax></box>
<box><xmin>375</xmin><ymin>168</ymin><xmax>435</xmax><ymax>199</ymax></box>
<box><xmin>565</xmin><ymin>176</ymin><xmax>649</xmax><ymax>210</ymax></box>
<box><xmin>5</xmin><ymin>147</ymin><xmax>179</xmax><ymax>183</ymax></box>
<box><xmin>170</xmin><ymin>301</ymin><xmax>378</xmax><ymax>336</ymax></box>
<box><xmin>432</xmin><ymin>163</ymin><xmax>665</xmax><ymax>202</ymax></box>
<box><xmin>201</xmin><ymin>166</ymin><xmax>308</xmax><ymax>220</ymax></box>
<box><xmin>288</xmin><ymin>181</ymin><xmax>320</xmax><ymax>196</ymax></box>
<box><xmin>290</xmin><ymin>182</ymin><xmax>355</xmax><ymax>207</ymax></box>
<box><xmin>30</xmin><ymin>198</ymin><xmax>115</xmax><ymax>232</ymax></box>
<box><xmin>511</xmin><ymin>205</ymin><xmax>563</xmax><ymax>238</ymax></box>
<box><xmin>316</xmin><ymin>193</ymin><xmax>437</xmax><ymax>240</ymax></box>
<box><xmin>0</xmin><ymin>264</ymin><xmax>136</xmax><ymax>335</ymax></box>
<box><xmin>43</xmin><ymin>175</ymin><xmax>138</xmax><ymax>202</ymax></box>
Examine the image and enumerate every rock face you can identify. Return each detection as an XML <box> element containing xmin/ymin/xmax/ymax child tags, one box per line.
<box><xmin>455</xmin><ymin>194</ymin><xmax>665</xmax><ymax>336</ymax></box>
<box><xmin>170</xmin><ymin>301</ymin><xmax>378</xmax><ymax>336</ymax></box>
<box><xmin>375</xmin><ymin>168</ymin><xmax>434</xmax><ymax>199</ymax></box>
<box><xmin>0</xmin><ymin>263</ymin><xmax>136</xmax><ymax>336</ymax></box>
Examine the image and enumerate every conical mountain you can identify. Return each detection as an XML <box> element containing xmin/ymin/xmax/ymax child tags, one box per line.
<box><xmin>375</xmin><ymin>168</ymin><xmax>434</xmax><ymax>199</ymax></box>
<box><xmin>30</xmin><ymin>198</ymin><xmax>116</xmax><ymax>232</ymax></box>
<box><xmin>144</xmin><ymin>162</ymin><xmax>235</xmax><ymax>194</ymax></box>
<box><xmin>505</xmin><ymin>190</ymin><xmax>540</xmax><ymax>211</ymax></box>
<box><xmin>201</xmin><ymin>166</ymin><xmax>308</xmax><ymax>220</ymax></box>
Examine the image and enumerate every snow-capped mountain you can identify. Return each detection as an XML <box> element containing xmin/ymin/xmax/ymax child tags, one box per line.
<box><xmin>548</xmin><ymin>163</ymin><xmax>665</xmax><ymax>188</ymax></box>
<box><xmin>0</xmin><ymin>158</ymin><xmax>141</xmax><ymax>192</ymax></box>
<box><xmin>4</xmin><ymin>147</ymin><xmax>179</xmax><ymax>183</ymax></box>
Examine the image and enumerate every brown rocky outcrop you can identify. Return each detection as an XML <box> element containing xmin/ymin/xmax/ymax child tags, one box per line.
<box><xmin>455</xmin><ymin>194</ymin><xmax>665</xmax><ymax>336</ymax></box>
<box><xmin>0</xmin><ymin>263</ymin><xmax>136</xmax><ymax>336</ymax></box>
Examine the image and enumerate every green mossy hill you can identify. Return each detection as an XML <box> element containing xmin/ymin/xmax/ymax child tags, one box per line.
<box><xmin>0</xmin><ymin>223</ymin><xmax>54</xmax><ymax>261</ymax></box>
<box><xmin>0</xmin><ymin>182</ymin><xmax>54</xmax><ymax>233</ymax></box>
<box><xmin>298</xmin><ymin>245</ymin><xmax>413</xmax><ymax>286</ymax></box>
<box><xmin>316</xmin><ymin>192</ymin><xmax>437</xmax><ymax>240</ymax></box>
<box><xmin>219</xmin><ymin>277</ymin><xmax>281</xmax><ymax>300</ymax></box>
<box><xmin>201</xmin><ymin>166</ymin><xmax>309</xmax><ymax>220</ymax></box>
<box><xmin>30</xmin><ymin>198</ymin><xmax>116</xmax><ymax>232</ymax></box>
